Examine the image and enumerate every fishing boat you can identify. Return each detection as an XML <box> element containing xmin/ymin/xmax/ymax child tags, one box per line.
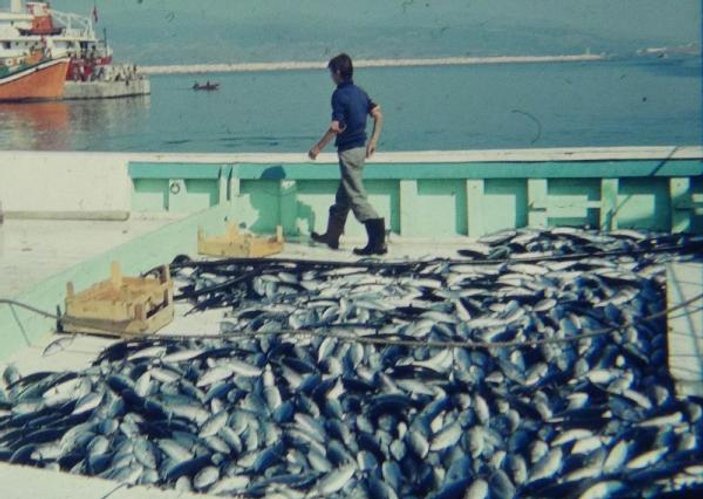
<box><xmin>1</xmin><ymin>0</ymin><xmax>113</xmax><ymax>80</ymax></box>
<box><xmin>0</xmin><ymin>53</ymin><xmax>69</xmax><ymax>101</ymax></box>
<box><xmin>192</xmin><ymin>81</ymin><xmax>219</xmax><ymax>91</ymax></box>
<box><xmin>0</xmin><ymin>3</ymin><xmax>69</xmax><ymax>101</ymax></box>
<box><xmin>0</xmin><ymin>145</ymin><xmax>701</xmax><ymax>495</ymax></box>
<box><xmin>0</xmin><ymin>0</ymin><xmax>149</xmax><ymax>100</ymax></box>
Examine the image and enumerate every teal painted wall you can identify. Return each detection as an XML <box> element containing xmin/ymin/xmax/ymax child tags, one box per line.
<box><xmin>128</xmin><ymin>157</ymin><xmax>703</xmax><ymax>237</ymax></box>
<box><xmin>547</xmin><ymin>178</ymin><xmax>601</xmax><ymax>228</ymax></box>
<box><xmin>132</xmin><ymin>179</ymin><xmax>168</xmax><ymax>211</ymax></box>
<box><xmin>413</xmin><ymin>180</ymin><xmax>468</xmax><ymax>237</ymax></box>
<box><xmin>692</xmin><ymin>177</ymin><xmax>703</xmax><ymax>234</ymax></box>
<box><xmin>238</xmin><ymin>180</ymin><xmax>281</xmax><ymax>233</ymax></box>
<box><xmin>483</xmin><ymin>179</ymin><xmax>528</xmax><ymax>234</ymax></box>
<box><xmin>618</xmin><ymin>178</ymin><xmax>670</xmax><ymax>231</ymax></box>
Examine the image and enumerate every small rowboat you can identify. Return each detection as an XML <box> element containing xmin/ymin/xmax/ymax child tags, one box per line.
<box><xmin>192</xmin><ymin>81</ymin><xmax>219</xmax><ymax>91</ymax></box>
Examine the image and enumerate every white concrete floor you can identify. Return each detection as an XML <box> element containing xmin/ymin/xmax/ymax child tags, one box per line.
<box><xmin>0</xmin><ymin>463</ymin><xmax>213</xmax><ymax>499</ymax></box>
<box><xmin>280</xmin><ymin>233</ymin><xmax>472</xmax><ymax>261</ymax></box>
<box><xmin>0</xmin><ymin>218</ymin><xmax>469</xmax><ymax>299</ymax></box>
<box><xmin>0</xmin><ymin>218</ymin><xmax>175</xmax><ymax>297</ymax></box>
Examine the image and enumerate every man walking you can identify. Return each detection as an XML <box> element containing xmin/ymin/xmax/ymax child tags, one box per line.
<box><xmin>308</xmin><ymin>53</ymin><xmax>386</xmax><ymax>256</ymax></box>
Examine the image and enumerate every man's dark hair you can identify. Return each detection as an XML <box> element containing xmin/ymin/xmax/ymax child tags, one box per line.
<box><xmin>328</xmin><ymin>53</ymin><xmax>353</xmax><ymax>80</ymax></box>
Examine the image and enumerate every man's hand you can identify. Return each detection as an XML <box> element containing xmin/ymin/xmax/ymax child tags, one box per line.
<box><xmin>309</xmin><ymin>123</ymin><xmax>342</xmax><ymax>160</ymax></box>
<box><xmin>366</xmin><ymin>140</ymin><xmax>377</xmax><ymax>158</ymax></box>
<box><xmin>308</xmin><ymin>144</ymin><xmax>321</xmax><ymax>160</ymax></box>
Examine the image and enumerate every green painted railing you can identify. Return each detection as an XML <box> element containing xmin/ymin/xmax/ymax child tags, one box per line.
<box><xmin>129</xmin><ymin>149</ymin><xmax>703</xmax><ymax>238</ymax></box>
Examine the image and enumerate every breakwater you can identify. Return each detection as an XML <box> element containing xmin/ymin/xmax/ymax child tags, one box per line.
<box><xmin>141</xmin><ymin>54</ymin><xmax>606</xmax><ymax>75</ymax></box>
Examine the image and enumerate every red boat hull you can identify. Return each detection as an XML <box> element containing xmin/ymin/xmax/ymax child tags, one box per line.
<box><xmin>0</xmin><ymin>58</ymin><xmax>70</xmax><ymax>102</ymax></box>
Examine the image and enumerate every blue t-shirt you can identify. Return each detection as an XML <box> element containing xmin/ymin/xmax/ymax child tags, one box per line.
<box><xmin>331</xmin><ymin>80</ymin><xmax>377</xmax><ymax>152</ymax></box>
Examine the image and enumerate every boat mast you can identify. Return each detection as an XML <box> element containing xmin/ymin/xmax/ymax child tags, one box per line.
<box><xmin>10</xmin><ymin>0</ymin><xmax>23</xmax><ymax>13</ymax></box>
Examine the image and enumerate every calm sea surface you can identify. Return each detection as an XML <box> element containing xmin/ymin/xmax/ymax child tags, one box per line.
<box><xmin>0</xmin><ymin>56</ymin><xmax>699</xmax><ymax>152</ymax></box>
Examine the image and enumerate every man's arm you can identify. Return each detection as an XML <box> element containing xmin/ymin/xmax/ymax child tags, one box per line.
<box><xmin>308</xmin><ymin>121</ymin><xmax>345</xmax><ymax>160</ymax></box>
<box><xmin>366</xmin><ymin>105</ymin><xmax>383</xmax><ymax>158</ymax></box>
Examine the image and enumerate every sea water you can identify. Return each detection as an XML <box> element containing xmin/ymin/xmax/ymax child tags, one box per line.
<box><xmin>0</xmin><ymin>55</ymin><xmax>699</xmax><ymax>152</ymax></box>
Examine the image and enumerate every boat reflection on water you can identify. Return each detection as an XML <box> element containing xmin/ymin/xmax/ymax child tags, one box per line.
<box><xmin>0</xmin><ymin>96</ymin><xmax>150</xmax><ymax>150</ymax></box>
<box><xmin>0</xmin><ymin>101</ymin><xmax>70</xmax><ymax>149</ymax></box>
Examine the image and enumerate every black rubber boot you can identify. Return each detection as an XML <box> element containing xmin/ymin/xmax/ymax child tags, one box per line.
<box><xmin>311</xmin><ymin>209</ymin><xmax>347</xmax><ymax>250</ymax></box>
<box><xmin>353</xmin><ymin>218</ymin><xmax>387</xmax><ymax>256</ymax></box>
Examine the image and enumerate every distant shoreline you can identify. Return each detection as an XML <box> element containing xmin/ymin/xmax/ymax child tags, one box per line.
<box><xmin>141</xmin><ymin>54</ymin><xmax>607</xmax><ymax>75</ymax></box>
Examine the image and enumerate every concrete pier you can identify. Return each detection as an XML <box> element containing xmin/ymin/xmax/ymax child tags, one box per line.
<box><xmin>63</xmin><ymin>79</ymin><xmax>150</xmax><ymax>100</ymax></box>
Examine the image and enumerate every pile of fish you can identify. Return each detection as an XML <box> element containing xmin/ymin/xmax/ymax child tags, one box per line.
<box><xmin>1</xmin><ymin>227</ymin><xmax>702</xmax><ymax>498</ymax></box>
